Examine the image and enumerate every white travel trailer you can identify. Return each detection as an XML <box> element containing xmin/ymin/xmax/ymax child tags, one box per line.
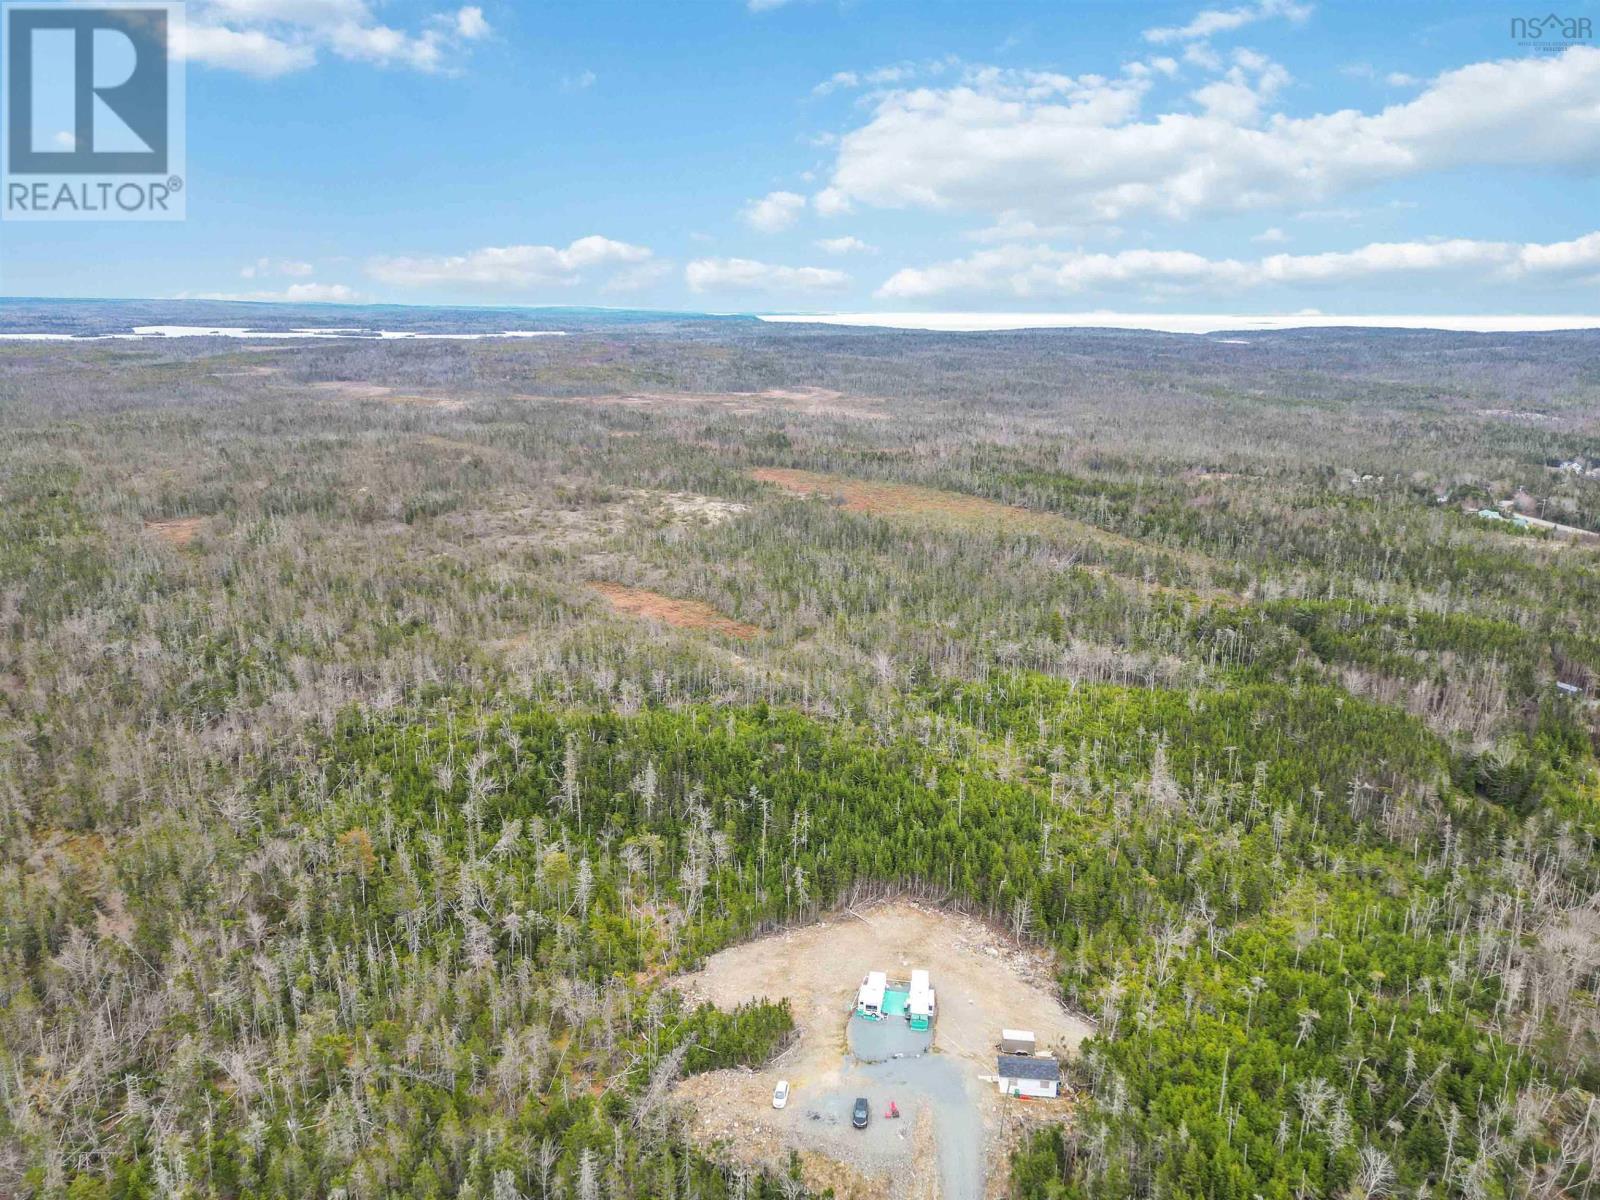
<box><xmin>856</xmin><ymin>970</ymin><xmax>887</xmax><ymax>1018</ymax></box>
<box><xmin>907</xmin><ymin>969</ymin><xmax>936</xmax><ymax>1030</ymax></box>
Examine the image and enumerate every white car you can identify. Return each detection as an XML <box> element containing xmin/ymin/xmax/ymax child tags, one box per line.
<box><xmin>772</xmin><ymin>1080</ymin><xmax>790</xmax><ymax>1109</ymax></box>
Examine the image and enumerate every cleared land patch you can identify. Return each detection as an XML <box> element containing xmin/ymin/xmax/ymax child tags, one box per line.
<box><xmin>647</xmin><ymin>491</ymin><xmax>750</xmax><ymax>526</ymax></box>
<box><xmin>144</xmin><ymin>517</ymin><xmax>204</xmax><ymax>547</ymax></box>
<box><xmin>751</xmin><ymin>467</ymin><xmax>1041</xmax><ymax>528</ymax></box>
<box><xmin>591</xmin><ymin>582</ymin><xmax>762</xmax><ymax>638</ymax></box>
<box><xmin>749</xmin><ymin>467</ymin><xmax>1230</xmax><ymax>590</ymax></box>
<box><xmin>309</xmin><ymin>380</ymin><xmax>467</xmax><ymax>410</ymax></box>
<box><xmin>555</xmin><ymin>386</ymin><xmax>887</xmax><ymax>420</ymax></box>
<box><xmin>672</xmin><ymin>903</ymin><xmax>1089</xmax><ymax>1200</ymax></box>
<box><xmin>442</xmin><ymin>488</ymin><xmax>747</xmax><ymax>554</ymax></box>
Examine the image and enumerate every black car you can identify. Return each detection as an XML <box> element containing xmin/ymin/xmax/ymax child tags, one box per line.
<box><xmin>851</xmin><ymin>1097</ymin><xmax>870</xmax><ymax>1129</ymax></box>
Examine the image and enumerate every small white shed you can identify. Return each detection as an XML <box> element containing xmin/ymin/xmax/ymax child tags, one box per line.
<box><xmin>998</xmin><ymin>1054</ymin><xmax>1060</xmax><ymax>1099</ymax></box>
<box><xmin>1000</xmin><ymin>1029</ymin><xmax>1036</xmax><ymax>1055</ymax></box>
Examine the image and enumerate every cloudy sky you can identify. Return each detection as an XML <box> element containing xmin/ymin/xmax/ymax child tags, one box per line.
<box><xmin>3</xmin><ymin>0</ymin><xmax>1599</xmax><ymax>314</ymax></box>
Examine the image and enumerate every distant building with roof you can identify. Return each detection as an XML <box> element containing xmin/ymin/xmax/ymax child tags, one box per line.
<box><xmin>997</xmin><ymin>1053</ymin><xmax>1060</xmax><ymax>1098</ymax></box>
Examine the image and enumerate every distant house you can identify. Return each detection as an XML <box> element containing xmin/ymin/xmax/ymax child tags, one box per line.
<box><xmin>997</xmin><ymin>1054</ymin><xmax>1060</xmax><ymax>1099</ymax></box>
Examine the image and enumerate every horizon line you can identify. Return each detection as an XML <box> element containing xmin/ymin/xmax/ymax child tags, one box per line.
<box><xmin>4</xmin><ymin>297</ymin><xmax>1600</xmax><ymax>338</ymax></box>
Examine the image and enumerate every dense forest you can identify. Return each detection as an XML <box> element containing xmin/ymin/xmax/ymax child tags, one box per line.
<box><xmin>2</xmin><ymin>307</ymin><xmax>1598</xmax><ymax>1199</ymax></box>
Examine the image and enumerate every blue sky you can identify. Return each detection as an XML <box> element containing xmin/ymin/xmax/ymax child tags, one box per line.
<box><xmin>2</xmin><ymin>0</ymin><xmax>1599</xmax><ymax>314</ymax></box>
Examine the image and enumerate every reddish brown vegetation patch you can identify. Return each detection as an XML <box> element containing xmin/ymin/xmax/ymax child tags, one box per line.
<box><xmin>591</xmin><ymin>582</ymin><xmax>762</xmax><ymax>638</ymax></box>
<box><xmin>309</xmin><ymin>381</ymin><xmax>467</xmax><ymax>410</ymax></box>
<box><xmin>750</xmin><ymin>467</ymin><xmax>1035</xmax><ymax>525</ymax></box>
<box><xmin>554</xmin><ymin>386</ymin><xmax>887</xmax><ymax>420</ymax></box>
<box><xmin>145</xmin><ymin>517</ymin><xmax>204</xmax><ymax>547</ymax></box>
<box><xmin>749</xmin><ymin>467</ymin><xmax>1235</xmax><ymax>596</ymax></box>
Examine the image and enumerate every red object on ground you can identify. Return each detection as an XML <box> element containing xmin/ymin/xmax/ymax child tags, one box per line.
<box><xmin>886</xmin><ymin>1101</ymin><xmax>900</xmax><ymax>1118</ymax></box>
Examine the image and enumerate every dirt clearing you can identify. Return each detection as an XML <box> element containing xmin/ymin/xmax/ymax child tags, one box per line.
<box><xmin>144</xmin><ymin>517</ymin><xmax>204</xmax><ymax>547</ymax></box>
<box><xmin>439</xmin><ymin>488</ymin><xmax>748</xmax><ymax>556</ymax></box>
<box><xmin>554</xmin><ymin>385</ymin><xmax>888</xmax><ymax>420</ymax></box>
<box><xmin>672</xmin><ymin>903</ymin><xmax>1090</xmax><ymax>1199</ymax></box>
<box><xmin>750</xmin><ymin>467</ymin><xmax>1232</xmax><ymax>588</ymax></box>
<box><xmin>750</xmin><ymin>468</ymin><xmax>1040</xmax><ymax>529</ymax></box>
<box><xmin>647</xmin><ymin>492</ymin><xmax>749</xmax><ymax>526</ymax></box>
<box><xmin>591</xmin><ymin>582</ymin><xmax>763</xmax><ymax>638</ymax></box>
<box><xmin>309</xmin><ymin>380</ymin><xmax>468</xmax><ymax>410</ymax></box>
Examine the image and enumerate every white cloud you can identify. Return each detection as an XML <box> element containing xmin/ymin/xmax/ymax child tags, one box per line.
<box><xmin>368</xmin><ymin>236</ymin><xmax>654</xmax><ymax>290</ymax></box>
<box><xmin>812</xmin><ymin>187</ymin><xmax>852</xmax><ymax>217</ymax></box>
<box><xmin>562</xmin><ymin>69</ymin><xmax>597</xmax><ymax>91</ymax></box>
<box><xmin>174</xmin><ymin>23</ymin><xmax>315</xmax><ymax>76</ymax></box>
<box><xmin>278</xmin><ymin>282</ymin><xmax>361</xmax><ymax>302</ymax></box>
<box><xmin>1252</xmin><ymin>226</ymin><xmax>1288</xmax><ymax>243</ymax></box>
<box><xmin>1190</xmin><ymin>49</ymin><xmax>1291</xmax><ymax>123</ymax></box>
<box><xmin>965</xmin><ymin>214</ymin><xmax>1112</xmax><ymax>244</ymax></box>
<box><xmin>241</xmin><ymin>257</ymin><xmax>315</xmax><ymax>279</ymax></box>
<box><xmin>875</xmin><ymin>232</ymin><xmax>1600</xmax><ymax>299</ymax></box>
<box><xmin>187</xmin><ymin>282</ymin><xmax>362</xmax><ymax>302</ymax></box>
<box><xmin>454</xmin><ymin>6</ymin><xmax>489</xmax><ymax>39</ymax></box>
<box><xmin>819</xmin><ymin>46</ymin><xmax>1600</xmax><ymax>227</ymax></box>
<box><xmin>1296</xmin><ymin>206</ymin><xmax>1363</xmax><ymax>222</ymax></box>
<box><xmin>1183</xmin><ymin>41</ymin><xmax>1223</xmax><ymax>72</ymax></box>
<box><xmin>177</xmin><ymin>0</ymin><xmax>489</xmax><ymax>75</ymax></box>
<box><xmin>201</xmin><ymin>0</ymin><xmax>357</xmax><ymax>23</ymax></box>
<box><xmin>602</xmin><ymin>259</ymin><xmax>674</xmax><ymax>293</ymax></box>
<box><xmin>741</xmin><ymin>191</ymin><xmax>808</xmax><ymax>233</ymax></box>
<box><xmin>685</xmin><ymin>258</ymin><xmax>850</xmax><ymax>293</ymax></box>
<box><xmin>327</xmin><ymin>23</ymin><xmax>436</xmax><ymax>69</ymax></box>
<box><xmin>204</xmin><ymin>0</ymin><xmax>362</xmax><ymax>20</ymax></box>
<box><xmin>815</xmin><ymin>236</ymin><xmax>877</xmax><ymax>255</ymax></box>
<box><xmin>1255</xmin><ymin>239</ymin><xmax>1502</xmax><ymax>284</ymax></box>
<box><xmin>1514</xmin><ymin>230</ymin><xmax>1600</xmax><ymax>274</ymax></box>
<box><xmin>880</xmin><ymin>245</ymin><xmax>1237</xmax><ymax>299</ymax></box>
<box><xmin>812</xmin><ymin>58</ymin><xmax>956</xmax><ymax>96</ymax></box>
<box><xmin>1143</xmin><ymin>0</ymin><xmax>1312</xmax><ymax>45</ymax></box>
<box><xmin>1385</xmin><ymin>71</ymin><xmax>1421</xmax><ymax>87</ymax></box>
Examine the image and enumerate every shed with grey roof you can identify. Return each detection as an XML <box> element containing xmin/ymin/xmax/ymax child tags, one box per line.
<box><xmin>997</xmin><ymin>1053</ymin><xmax>1060</xmax><ymax>1098</ymax></box>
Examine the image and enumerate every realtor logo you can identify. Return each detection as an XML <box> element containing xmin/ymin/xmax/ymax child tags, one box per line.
<box><xmin>2</xmin><ymin>2</ymin><xmax>185</xmax><ymax>219</ymax></box>
<box><xmin>1510</xmin><ymin>12</ymin><xmax>1594</xmax><ymax>52</ymax></box>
